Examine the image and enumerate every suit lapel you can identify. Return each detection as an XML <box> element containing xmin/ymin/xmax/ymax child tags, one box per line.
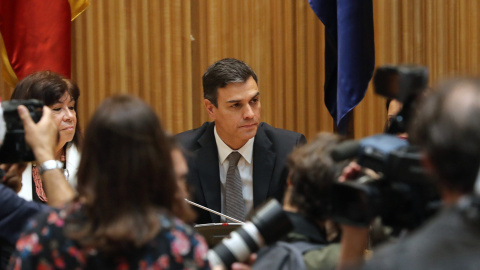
<box><xmin>252</xmin><ymin>124</ymin><xmax>276</xmax><ymax>208</ymax></box>
<box><xmin>195</xmin><ymin>123</ymin><xmax>222</xmax><ymax>222</ymax></box>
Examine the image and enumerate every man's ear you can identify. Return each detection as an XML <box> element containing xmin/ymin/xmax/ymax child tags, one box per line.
<box><xmin>204</xmin><ymin>99</ymin><xmax>216</xmax><ymax>119</ymax></box>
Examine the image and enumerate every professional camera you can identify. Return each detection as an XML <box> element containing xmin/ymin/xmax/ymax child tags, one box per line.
<box><xmin>330</xmin><ymin>134</ymin><xmax>440</xmax><ymax>231</ymax></box>
<box><xmin>0</xmin><ymin>99</ymin><xmax>43</xmax><ymax>163</ymax></box>
<box><xmin>374</xmin><ymin>65</ymin><xmax>428</xmax><ymax>134</ymax></box>
<box><xmin>208</xmin><ymin>199</ymin><xmax>293</xmax><ymax>269</ymax></box>
<box><xmin>328</xmin><ymin>65</ymin><xmax>440</xmax><ymax>232</ymax></box>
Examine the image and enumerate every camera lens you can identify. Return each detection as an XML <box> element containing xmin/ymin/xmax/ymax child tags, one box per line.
<box><xmin>208</xmin><ymin>199</ymin><xmax>293</xmax><ymax>269</ymax></box>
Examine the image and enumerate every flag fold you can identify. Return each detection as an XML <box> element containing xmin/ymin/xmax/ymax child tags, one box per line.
<box><xmin>309</xmin><ymin>0</ymin><xmax>375</xmax><ymax>133</ymax></box>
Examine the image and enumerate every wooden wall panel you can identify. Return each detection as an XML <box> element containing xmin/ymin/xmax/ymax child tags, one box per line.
<box><xmin>1</xmin><ymin>1</ymin><xmax>480</xmax><ymax>141</ymax></box>
<box><xmin>72</xmin><ymin>0</ymin><xmax>193</xmax><ymax>133</ymax></box>
<box><xmin>191</xmin><ymin>0</ymin><xmax>331</xmax><ymax>141</ymax></box>
<box><xmin>355</xmin><ymin>0</ymin><xmax>480</xmax><ymax>138</ymax></box>
<box><xmin>72</xmin><ymin>0</ymin><xmax>333</xmax><ymax>139</ymax></box>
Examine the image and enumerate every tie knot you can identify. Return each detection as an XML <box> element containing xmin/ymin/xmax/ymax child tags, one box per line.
<box><xmin>228</xmin><ymin>151</ymin><xmax>242</xmax><ymax>166</ymax></box>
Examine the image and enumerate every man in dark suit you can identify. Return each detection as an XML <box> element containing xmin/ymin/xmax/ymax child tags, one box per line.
<box><xmin>176</xmin><ymin>58</ymin><xmax>306</xmax><ymax>224</ymax></box>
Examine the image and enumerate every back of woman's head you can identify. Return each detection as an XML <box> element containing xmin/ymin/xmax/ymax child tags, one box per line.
<box><xmin>78</xmin><ymin>95</ymin><xmax>176</xmax><ymax>211</ymax></box>
<box><xmin>70</xmin><ymin>95</ymin><xmax>177</xmax><ymax>252</ymax></box>
<box><xmin>11</xmin><ymin>71</ymin><xmax>82</xmax><ymax>146</ymax></box>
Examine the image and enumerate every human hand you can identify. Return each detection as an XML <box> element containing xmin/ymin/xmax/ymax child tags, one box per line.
<box><xmin>0</xmin><ymin>162</ymin><xmax>27</xmax><ymax>193</ymax></box>
<box><xmin>338</xmin><ymin>161</ymin><xmax>380</xmax><ymax>183</ymax></box>
<box><xmin>338</xmin><ymin>161</ymin><xmax>362</xmax><ymax>182</ymax></box>
<box><xmin>232</xmin><ymin>253</ymin><xmax>256</xmax><ymax>270</ymax></box>
<box><xmin>18</xmin><ymin>105</ymin><xmax>57</xmax><ymax>163</ymax></box>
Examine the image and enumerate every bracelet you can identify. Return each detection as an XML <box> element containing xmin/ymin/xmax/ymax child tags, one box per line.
<box><xmin>38</xmin><ymin>160</ymin><xmax>64</xmax><ymax>175</ymax></box>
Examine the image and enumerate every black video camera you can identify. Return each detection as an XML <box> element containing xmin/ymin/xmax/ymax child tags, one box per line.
<box><xmin>330</xmin><ymin>134</ymin><xmax>440</xmax><ymax>231</ymax></box>
<box><xmin>374</xmin><ymin>65</ymin><xmax>428</xmax><ymax>134</ymax></box>
<box><xmin>328</xmin><ymin>65</ymin><xmax>440</xmax><ymax>232</ymax></box>
<box><xmin>0</xmin><ymin>99</ymin><xmax>43</xmax><ymax>163</ymax></box>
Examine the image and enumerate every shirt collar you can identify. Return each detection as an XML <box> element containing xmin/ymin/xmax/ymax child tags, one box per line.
<box><xmin>214</xmin><ymin>125</ymin><xmax>254</xmax><ymax>164</ymax></box>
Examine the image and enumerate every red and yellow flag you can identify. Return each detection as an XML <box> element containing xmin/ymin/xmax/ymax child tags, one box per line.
<box><xmin>0</xmin><ymin>0</ymin><xmax>89</xmax><ymax>86</ymax></box>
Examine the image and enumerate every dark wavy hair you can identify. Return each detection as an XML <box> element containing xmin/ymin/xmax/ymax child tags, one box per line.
<box><xmin>65</xmin><ymin>95</ymin><xmax>178</xmax><ymax>253</ymax></box>
<box><xmin>11</xmin><ymin>71</ymin><xmax>82</xmax><ymax>147</ymax></box>
<box><xmin>287</xmin><ymin>132</ymin><xmax>348</xmax><ymax>221</ymax></box>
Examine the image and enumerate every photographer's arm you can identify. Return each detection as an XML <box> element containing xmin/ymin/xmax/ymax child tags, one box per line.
<box><xmin>336</xmin><ymin>225</ymin><xmax>369</xmax><ymax>270</ymax></box>
<box><xmin>335</xmin><ymin>162</ymin><xmax>371</xmax><ymax>270</ymax></box>
<box><xmin>18</xmin><ymin>105</ymin><xmax>75</xmax><ymax>207</ymax></box>
<box><xmin>0</xmin><ymin>183</ymin><xmax>47</xmax><ymax>244</ymax></box>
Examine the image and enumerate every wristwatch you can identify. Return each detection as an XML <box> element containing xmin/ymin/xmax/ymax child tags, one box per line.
<box><xmin>38</xmin><ymin>160</ymin><xmax>64</xmax><ymax>175</ymax></box>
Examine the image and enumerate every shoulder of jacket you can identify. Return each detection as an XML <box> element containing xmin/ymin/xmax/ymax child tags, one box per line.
<box><xmin>259</xmin><ymin>122</ymin><xmax>304</xmax><ymax>140</ymax></box>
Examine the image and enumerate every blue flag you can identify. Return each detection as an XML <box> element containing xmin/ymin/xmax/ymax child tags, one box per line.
<box><xmin>308</xmin><ymin>0</ymin><xmax>375</xmax><ymax>134</ymax></box>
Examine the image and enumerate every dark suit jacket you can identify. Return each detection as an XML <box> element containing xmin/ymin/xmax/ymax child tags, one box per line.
<box><xmin>0</xmin><ymin>184</ymin><xmax>47</xmax><ymax>245</ymax></box>
<box><xmin>0</xmin><ymin>184</ymin><xmax>48</xmax><ymax>268</ymax></box>
<box><xmin>176</xmin><ymin>122</ymin><xmax>306</xmax><ymax>224</ymax></box>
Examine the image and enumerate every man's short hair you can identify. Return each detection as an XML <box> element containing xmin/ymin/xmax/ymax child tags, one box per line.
<box><xmin>202</xmin><ymin>58</ymin><xmax>258</xmax><ymax>107</ymax></box>
<box><xmin>411</xmin><ymin>79</ymin><xmax>480</xmax><ymax>194</ymax></box>
<box><xmin>287</xmin><ymin>132</ymin><xmax>348</xmax><ymax>221</ymax></box>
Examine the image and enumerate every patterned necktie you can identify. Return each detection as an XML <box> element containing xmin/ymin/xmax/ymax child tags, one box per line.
<box><xmin>225</xmin><ymin>151</ymin><xmax>245</xmax><ymax>222</ymax></box>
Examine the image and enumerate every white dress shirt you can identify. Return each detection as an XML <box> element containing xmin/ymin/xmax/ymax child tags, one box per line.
<box><xmin>18</xmin><ymin>143</ymin><xmax>80</xmax><ymax>201</ymax></box>
<box><xmin>214</xmin><ymin>126</ymin><xmax>254</xmax><ymax>220</ymax></box>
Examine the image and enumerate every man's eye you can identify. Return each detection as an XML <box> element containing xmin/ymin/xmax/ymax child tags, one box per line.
<box><xmin>251</xmin><ymin>98</ymin><xmax>258</xmax><ymax>104</ymax></box>
<box><xmin>231</xmin><ymin>103</ymin><xmax>239</xmax><ymax>108</ymax></box>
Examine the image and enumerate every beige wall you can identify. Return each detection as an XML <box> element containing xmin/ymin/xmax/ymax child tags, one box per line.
<box><xmin>1</xmin><ymin>0</ymin><xmax>479</xmax><ymax>140</ymax></box>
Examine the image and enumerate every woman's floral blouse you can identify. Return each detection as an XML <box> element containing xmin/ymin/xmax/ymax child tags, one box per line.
<box><xmin>9</xmin><ymin>205</ymin><xmax>210</xmax><ymax>270</ymax></box>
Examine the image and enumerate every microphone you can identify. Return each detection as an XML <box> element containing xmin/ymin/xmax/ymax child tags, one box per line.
<box><xmin>331</xmin><ymin>140</ymin><xmax>360</xmax><ymax>161</ymax></box>
<box><xmin>184</xmin><ymin>199</ymin><xmax>245</xmax><ymax>224</ymax></box>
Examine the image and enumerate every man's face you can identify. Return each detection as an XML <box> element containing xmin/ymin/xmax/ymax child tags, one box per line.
<box><xmin>205</xmin><ymin>76</ymin><xmax>261</xmax><ymax>150</ymax></box>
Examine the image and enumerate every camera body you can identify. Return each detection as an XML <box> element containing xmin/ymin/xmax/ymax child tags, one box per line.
<box><xmin>373</xmin><ymin>65</ymin><xmax>428</xmax><ymax>102</ymax></box>
<box><xmin>374</xmin><ymin>65</ymin><xmax>428</xmax><ymax>134</ymax></box>
<box><xmin>330</xmin><ymin>134</ymin><xmax>441</xmax><ymax>231</ymax></box>
<box><xmin>327</xmin><ymin>65</ymin><xmax>439</xmax><ymax>232</ymax></box>
<box><xmin>0</xmin><ymin>99</ymin><xmax>43</xmax><ymax>163</ymax></box>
